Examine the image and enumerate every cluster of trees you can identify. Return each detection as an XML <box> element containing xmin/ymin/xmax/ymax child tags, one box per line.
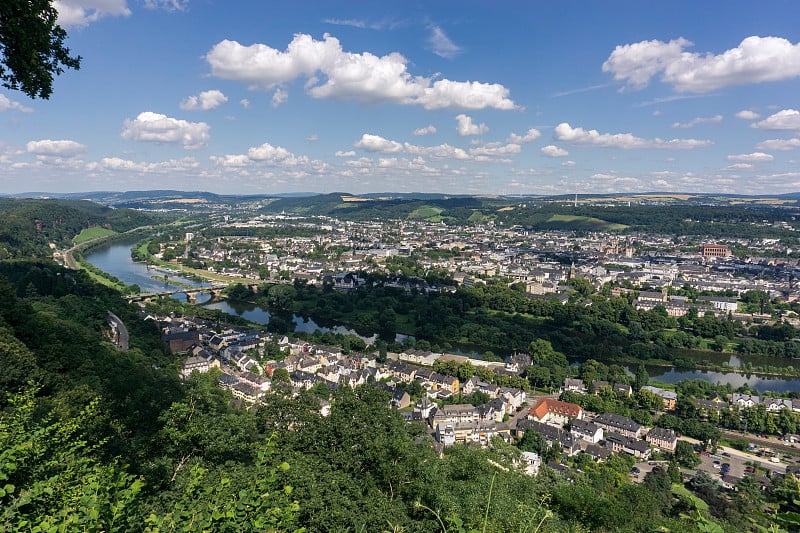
<box><xmin>225</xmin><ymin>276</ymin><xmax>800</xmax><ymax>375</ymax></box>
<box><xmin>0</xmin><ymin>199</ymin><xmax>155</xmax><ymax>259</ymax></box>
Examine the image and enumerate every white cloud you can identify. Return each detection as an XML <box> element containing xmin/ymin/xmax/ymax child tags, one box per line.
<box><xmin>26</xmin><ymin>139</ymin><xmax>87</xmax><ymax>157</ymax></box>
<box><xmin>562</xmin><ymin>160</ymin><xmax>576</xmax><ymax>167</ymax></box>
<box><xmin>404</xmin><ymin>143</ymin><xmax>470</xmax><ymax>160</ymax></box>
<box><xmin>736</xmin><ymin>109</ymin><xmax>760</xmax><ymax>120</ymax></box>
<box><xmin>755</xmin><ymin>138</ymin><xmax>800</xmax><ymax>151</ymax></box>
<box><xmin>413</xmin><ymin>125</ymin><xmax>437</xmax><ymax>136</ymax></box>
<box><xmin>418</xmin><ymin>79</ymin><xmax>516</xmax><ymax>110</ymax></box>
<box><xmin>725</xmin><ymin>163</ymin><xmax>754</xmax><ymax>170</ymax></box>
<box><xmin>752</xmin><ymin>109</ymin><xmax>800</xmax><ymax>131</ymax></box>
<box><xmin>603</xmin><ymin>36</ymin><xmax>800</xmax><ymax>93</ymax></box>
<box><xmin>54</xmin><ymin>0</ymin><xmax>131</xmax><ymax>28</ymax></box>
<box><xmin>671</xmin><ymin>115</ymin><xmax>722</xmax><ymax>128</ymax></box>
<box><xmin>335</xmin><ymin>150</ymin><xmax>356</xmax><ymax>157</ymax></box>
<box><xmin>240</xmin><ymin>99</ymin><xmax>250</xmax><ymax>108</ymax></box>
<box><xmin>554</xmin><ymin>122</ymin><xmax>712</xmax><ymax>149</ymax></box>
<box><xmin>209</xmin><ymin>143</ymin><xmax>329</xmax><ymax>175</ymax></box>
<box><xmin>205</xmin><ymin>33</ymin><xmax>517</xmax><ymax>110</ymax></box>
<box><xmin>0</xmin><ymin>94</ymin><xmax>33</xmax><ymax>113</ymax></box>
<box><xmin>247</xmin><ymin>143</ymin><xmax>301</xmax><ymax>165</ymax></box>
<box><xmin>322</xmin><ymin>18</ymin><xmax>389</xmax><ymax>30</ymax></box>
<box><xmin>469</xmin><ymin>143</ymin><xmax>520</xmax><ymax>157</ymax></box>
<box><xmin>508</xmin><ymin>128</ymin><xmax>541</xmax><ymax>143</ymax></box>
<box><xmin>96</xmin><ymin>156</ymin><xmax>199</xmax><ymax>173</ymax></box>
<box><xmin>541</xmin><ymin>145</ymin><xmax>569</xmax><ymax>157</ymax></box>
<box><xmin>272</xmin><ymin>88</ymin><xmax>288</xmax><ymax>108</ymax></box>
<box><xmin>180</xmin><ymin>89</ymin><xmax>228</xmax><ymax>111</ymax></box>
<box><xmin>306</xmin><ymin>134</ymin><xmax>319</xmax><ymax>141</ymax></box>
<box><xmin>456</xmin><ymin>114</ymin><xmax>488</xmax><ymax>136</ymax></box>
<box><xmin>727</xmin><ymin>152</ymin><xmax>774</xmax><ymax>162</ymax></box>
<box><xmin>429</xmin><ymin>26</ymin><xmax>461</xmax><ymax>59</ymax></box>
<box><xmin>143</xmin><ymin>0</ymin><xmax>189</xmax><ymax>10</ymax></box>
<box><xmin>602</xmin><ymin>37</ymin><xmax>689</xmax><ymax>90</ymax></box>
<box><xmin>355</xmin><ymin>134</ymin><xmax>404</xmax><ymax>153</ymax></box>
<box><xmin>121</xmin><ymin>111</ymin><xmax>210</xmax><ymax>150</ymax></box>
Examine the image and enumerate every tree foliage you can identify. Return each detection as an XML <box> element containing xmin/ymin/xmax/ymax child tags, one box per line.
<box><xmin>0</xmin><ymin>0</ymin><xmax>81</xmax><ymax>99</ymax></box>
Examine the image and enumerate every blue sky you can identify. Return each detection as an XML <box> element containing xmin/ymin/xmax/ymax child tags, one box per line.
<box><xmin>3</xmin><ymin>1</ymin><xmax>800</xmax><ymax>196</ymax></box>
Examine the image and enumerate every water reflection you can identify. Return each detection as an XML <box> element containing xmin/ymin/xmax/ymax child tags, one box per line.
<box><xmin>645</xmin><ymin>366</ymin><xmax>800</xmax><ymax>394</ymax></box>
<box><xmin>84</xmin><ymin>240</ymin><xmax>204</xmax><ymax>293</ymax></box>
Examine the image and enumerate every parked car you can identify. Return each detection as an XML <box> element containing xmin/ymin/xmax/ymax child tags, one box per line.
<box><xmin>721</xmin><ymin>452</ymin><xmax>731</xmax><ymax>457</ymax></box>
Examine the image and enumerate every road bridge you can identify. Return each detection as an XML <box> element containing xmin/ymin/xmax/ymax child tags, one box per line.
<box><xmin>125</xmin><ymin>283</ymin><xmax>230</xmax><ymax>304</ymax></box>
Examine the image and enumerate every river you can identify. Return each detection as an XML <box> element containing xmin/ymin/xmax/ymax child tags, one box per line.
<box><xmin>84</xmin><ymin>239</ymin><xmax>211</xmax><ymax>301</ymax></box>
<box><xmin>85</xmin><ymin>240</ymin><xmax>800</xmax><ymax>393</ymax></box>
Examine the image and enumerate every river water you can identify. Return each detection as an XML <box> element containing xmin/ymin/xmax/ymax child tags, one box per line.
<box><xmin>84</xmin><ymin>239</ymin><xmax>210</xmax><ymax>300</ymax></box>
<box><xmin>85</xmin><ymin>241</ymin><xmax>800</xmax><ymax>393</ymax></box>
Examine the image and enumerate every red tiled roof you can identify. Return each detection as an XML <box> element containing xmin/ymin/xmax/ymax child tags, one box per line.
<box><xmin>530</xmin><ymin>398</ymin><xmax>582</xmax><ymax>420</ymax></box>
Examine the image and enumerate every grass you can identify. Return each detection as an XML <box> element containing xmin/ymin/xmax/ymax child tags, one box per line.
<box><xmin>671</xmin><ymin>483</ymin><xmax>708</xmax><ymax>511</ymax></box>
<box><xmin>73</xmin><ymin>226</ymin><xmax>117</xmax><ymax>244</ymax></box>
<box><xmin>408</xmin><ymin>206</ymin><xmax>443</xmax><ymax>220</ymax></box>
<box><xmin>546</xmin><ymin>214</ymin><xmax>628</xmax><ymax>231</ymax></box>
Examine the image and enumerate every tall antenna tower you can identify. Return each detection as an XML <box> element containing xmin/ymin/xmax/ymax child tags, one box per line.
<box><xmin>574</xmin><ymin>188</ymin><xmax>578</xmax><ymax>208</ymax></box>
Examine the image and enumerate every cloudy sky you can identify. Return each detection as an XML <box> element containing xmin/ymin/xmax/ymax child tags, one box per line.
<box><xmin>3</xmin><ymin>1</ymin><xmax>800</xmax><ymax>195</ymax></box>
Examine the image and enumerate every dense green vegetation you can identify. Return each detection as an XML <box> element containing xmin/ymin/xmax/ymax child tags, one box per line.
<box><xmin>0</xmin><ymin>198</ymin><xmax>156</xmax><ymax>259</ymax></box>
<box><xmin>224</xmin><ymin>276</ymin><xmax>800</xmax><ymax>383</ymax></box>
<box><xmin>3</xmin><ymin>197</ymin><xmax>800</xmax><ymax>531</ymax></box>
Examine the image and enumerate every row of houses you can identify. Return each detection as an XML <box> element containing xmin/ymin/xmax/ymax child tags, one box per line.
<box><xmin>730</xmin><ymin>393</ymin><xmax>800</xmax><ymax>412</ymax></box>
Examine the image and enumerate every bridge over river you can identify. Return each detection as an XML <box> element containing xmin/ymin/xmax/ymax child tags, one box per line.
<box><xmin>125</xmin><ymin>283</ymin><xmax>230</xmax><ymax>304</ymax></box>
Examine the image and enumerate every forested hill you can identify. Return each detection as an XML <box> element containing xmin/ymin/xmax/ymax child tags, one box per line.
<box><xmin>0</xmin><ymin>198</ymin><xmax>156</xmax><ymax>259</ymax></box>
<box><xmin>260</xmin><ymin>192</ymin><xmax>800</xmax><ymax>237</ymax></box>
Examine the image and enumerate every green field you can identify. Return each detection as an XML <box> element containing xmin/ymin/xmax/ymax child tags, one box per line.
<box><xmin>547</xmin><ymin>214</ymin><xmax>628</xmax><ymax>231</ymax></box>
<box><xmin>408</xmin><ymin>205</ymin><xmax>444</xmax><ymax>221</ymax></box>
<box><xmin>72</xmin><ymin>226</ymin><xmax>117</xmax><ymax>244</ymax></box>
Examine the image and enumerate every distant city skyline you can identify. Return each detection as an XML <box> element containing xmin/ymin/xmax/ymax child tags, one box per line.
<box><xmin>3</xmin><ymin>1</ymin><xmax>800</xmax><ymax>196</ymax></box>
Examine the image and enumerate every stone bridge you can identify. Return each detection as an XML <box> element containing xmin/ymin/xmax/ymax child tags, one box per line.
<box><xmin>125</xmin><ymin>284</ymin><xmax>230</xmax><ymax>304</ymax></box>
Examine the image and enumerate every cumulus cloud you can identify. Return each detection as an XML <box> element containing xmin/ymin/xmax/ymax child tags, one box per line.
<box><xmin>306</xmin><ymin>134</ymin><xmax>319</xmax><ymax>141</ymax></box>
<box><xmin>725</xmin><ymin>163</ymin><xmax>754</xmax><ymax>170</ymax></box>
<box><xmin>603</xmin><ymin>36</ymin><xmax>800</xmax><ymax>93</ymax></box>
<box><xmin>562</xmin><ymin>160</ymin><xmax>576</xmax><ymax>167</ymax></box>
<box><xmin>755</xmin><ymin>138</ymin><xmax>800</xmax><ymax>151</ymax></box>
<box><xmin>210</xmin><ymin>143</ymin><xmax>329</xmax><ymax>174</ymax></box>
<box><xmin>205</xmin><ymin>33</ymin><xmax>517</xmax><ymax>110</ymax></box>
<box><xmin>727</xmin><ymin>152</ymin><xmax>774</xmax><ymax>162</ymax></box>
<box><xmin>272</xmin><ymin>88</ymin><xmax>288</xmax><ymax>107</ymax></box>
<box><xmin>95</xmin><ymin>156</ymin><xmax>199</xmax><ymax>172</ymax></box>
<box><xmin>736</xmin><ymin>109</ymin><xmax>760</xmax><ymax>120</ymax></box>
<box><xmin>355</xmin><ymin>134</ymin><xmax>404</xmax><ymax>153</ymax></box>
<box><xmin>456</xmin><ymin>114</ymin><xmax>488</xmax><ymax>136</ymax></box>
<box><xmin>413</xmin><ymin>125</ymin><xmax>437</xmax><ymax>136</ymax></box>
<box><xmin>26</xmin><ymin>139</ymin><xmax>86</xmax><ymax>158</ymax></box>
<box><xmin>352</xmin><ymin>133</ymin><xmax>472</xmax><ymax>160</ymax></box>
<box><xmin>541</xmin><ymin>145</ymin><xmax>569</xmax><ymax>157</ymax></box>
<box><xmin>335</xmin><ymin>150</ymin><xmax>356</xmax><ymax>157</ymax></box>
<box><xmin>469</xmin><ymin>143</ymin><xmax>520</xmax><ymax>157</ymax></box>
<box><xmin>240</xmin><ymin>99</ymin><xmax>250</xmax><ymax>108</ymax></box>
<box><xmin>54</xmin><ymin>0</ymin><xmax>130</xmax><ymax>28</ymax></box>
<box><xmin>0</xmin><ymin>94</ymin><xmax>33</xmax><ymax>113</ymax></box>
<box><xmin>554</xmin><ymin>122</ymin><xmax>712</xmax><ymax>149</ymax></box>
<box><xmin>429</xmin><ymin>26</ymin><xmax>461</xmax><ymax>59</ymax></box>
<box><xmin>671</xmin><ymin>115</ymin><xmax>723</xmax><ymax>128</ymax></box>
<box><xmin>121</xmin><ymin>112</ymin><xmax>210</xmax><ymax>150</ymax></box>
<box><xmin>752</xmin><ymin>109</ymin><xmax>800</xmax><ymax>131</ymax></box>
<box><xmin>180</xmin><ymin>89</ymin><xmax>228</xmax><ymax>111</ymax></box>
<box><xmin>508</xmin><ymin>128</ymin><xmax>541</xmax><ymax>143</ymax></box>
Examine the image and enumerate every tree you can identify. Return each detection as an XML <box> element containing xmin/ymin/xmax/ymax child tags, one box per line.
<box><xmin>634</xmin><ymin>362</ymin><xmax>649</xmax><ymax>390</ymax></box>
<box><xmin>0</xmin><ymin>0</ymin><xmax>82</xmax><ymax>99</ymax></box>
